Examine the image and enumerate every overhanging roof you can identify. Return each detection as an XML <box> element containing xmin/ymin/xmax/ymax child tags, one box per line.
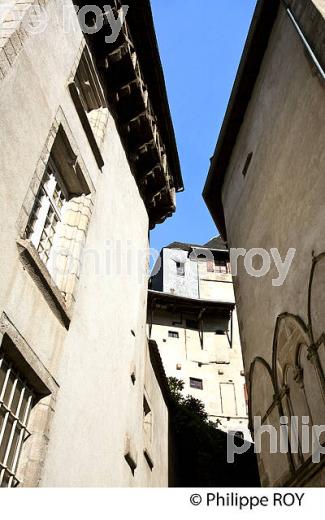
<box><xmin>127</xmin><ymin>0</ymin><xmax>183</xmax><ymax>192</ymax></box>
<box><xmin>148</xmin><ymin>290</ymin><xmax>235</xmax><ymax>321</ymax></box>
<box><xmin>73</xmin><ymin>0</ymin><xmax>183</xmax><ymax>227</ymax></box>
<box><xmin>166</xmin><ymin>236</ymin><xmax>228</xmax><ymax>253</ymax></box>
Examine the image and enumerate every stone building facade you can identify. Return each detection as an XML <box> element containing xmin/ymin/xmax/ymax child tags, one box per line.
<box><xmin>203</xmin><ymin>0</ymin><xmax>325</xmax><ymax>486</ymax></box>
<box><xmin>0</xmin><ymin>0</ymin><xmax>183</xmax><ymax>486</ymax></box>
<box><xmin>149</xmin><ymin>239</ymin><xmax>249</xmax><ymax>438</ymax></box>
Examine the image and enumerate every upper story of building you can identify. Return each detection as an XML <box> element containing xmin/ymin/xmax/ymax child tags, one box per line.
<box><xmin>150</xmin><ymin>237</ymin><xmax>234</xmax><ymax>303</ymax></box>
<box><xmin>0</xmin><ymin>0</ymin><xmax>184</xmax><ymax>331</ymax></box>
<box><xmin>1</xmin><ymin>0</ymin><xmax>183</xmax><ymax>231</ymax></box>
<box><xmin>203</xmin><ymin>0</ymin><xmax>324</xmax><ymax>244</ymax></box>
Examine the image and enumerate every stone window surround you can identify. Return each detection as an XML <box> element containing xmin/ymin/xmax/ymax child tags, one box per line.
<box><xmin>0</xmin><ymin>311</ymin><xmax>59</xmax><ymax>487</ymax></box>
<box><xmin>16</xmin><ymin>107</ymin><xmax>95</xmax><ymax>330</ymax></box>
<box><xmin>68</xmin><ymin>41</ymin><xmax>109</xmax><ymax>170</ymax></box>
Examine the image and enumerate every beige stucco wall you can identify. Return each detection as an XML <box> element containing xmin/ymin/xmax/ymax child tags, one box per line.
<box><xmin>0</xmin><ymin>0</ymin><xmax>169</xmax><ymax>487</ymax></box>
<box><xmin>221</xmin><ymin>5</ymin><xmax>325</xmax><ymax>485</ymax></box>
<box><xmin>150</xmin><ymin>318</ymin><xmax>248</xmax><ymax>438</ymax></box>
<box><xmin>149</xmin><ymin>259</ymin><xmax>249</xmax><ymax>438</ymax></box>
<box><xmin>222</xmin><ymin>5</ymin><xmax>325</xmax><ymax>375</ymax></box>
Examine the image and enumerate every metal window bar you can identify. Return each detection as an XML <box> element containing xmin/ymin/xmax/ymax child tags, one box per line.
<box><xmin>26</xmin><ymin>159</ymin><xmax>66</xmax><ymax>264</ymax></box>
<box><xmin>0</xmin><ymin>357</ymin><xmax>33</xmax><ymax>488</ymax></box>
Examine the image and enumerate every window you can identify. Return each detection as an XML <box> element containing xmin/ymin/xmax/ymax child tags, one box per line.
<box><xmin>215</xmin><ymin>259</ymin><xmax>229</xmax><ymax>274</ymax></box>
<box><xmin>26</xmin><ymin>160</ymin><xmax>67</xmax><ymax>267</ymax></box>
<box><xmin>206</xmin><ymin>259</ymin><xmax>230</xmax><ymax>274</ymax></box>
<box><xmin>22</xmin><ymin>123</ymin><xmax>92</xmax><ymax>306</ymax></box>
<box><xmin>220</xmin><ymin>382</ymin><xmax>237</xmax><ymax>416</ymax></box>
<box><xmin>190</xmin><ymin>378</ymin><xmax>203</xmax><ymax>390</ymax></box>
<box><xmin>207</xmin><ymin>260</ymin><xmax>214</xmax><ymax>273</ymax></box>
<box><xmin>242</xmin><ymin>152</ymin><xmax>253</xmax><ymax>177</ymax></box>
<box><xmin>70</xmin><ymin>46</ymin><xmax>108</xmax><ymax>164</ymax></box>
<box><xmin>168</xmin><ymin>331</ymin><xmax>179</xmax><ymax>339</ymax></box>
<box><xmin>176</xmin><ymin>261</ymin><xmax>185</xmax><ymax>277</ymax></box>
<box><xmin>0</xmin><ymin>355</ymin><xmax>34</xmax><ymax>488</ymax></box>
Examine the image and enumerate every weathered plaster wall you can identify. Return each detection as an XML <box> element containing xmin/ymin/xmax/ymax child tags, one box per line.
<box><xmin>149</xmin><ymin>249</ymin><xmax>249</xmax><ymax>437</ymax></box>
<box><xmin>222</xmin><ymin>5</ymin><xmax>325</xmax><ymax>373</ymax></box>
<box><xmin>221</xmin><ymin>5</ymin><xmax>325</xmax><ymax>485</ymax></box>
<box><xmin>162</xmin><ymin>249</ymin><xmax>199</xmax><ymax>298</ymax></box>
<box><xmin>150</xmin><ymin>312</ymin><xmax>248</xmax><ymax>438</ymax></box>
<box><xmin>0</xmin><ymin>0</ymin><xmax>169</xmax><ymax>487</ymax></box>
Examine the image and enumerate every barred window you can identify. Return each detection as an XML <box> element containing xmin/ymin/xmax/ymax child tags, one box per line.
<box><xmin>26</xmin><ymin>160</ymin><xmax>67</xmax><ymax>266</ymax></box>
<box><xmin>21</xmin><ymin>123</ymin><xmax>92</xmax><ymax>306</ymax></box>
<box><xmin>0</xmin><ymin>356</ymin><xmax>34</xmax><ymax>488</ymax></box>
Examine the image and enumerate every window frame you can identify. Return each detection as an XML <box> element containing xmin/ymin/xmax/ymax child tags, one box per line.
<box><xmin>17</xmin><ymin>111</ymin><xmax>94</xmax><ymax>321</ymax></box>
<box><xmin>0</xmin><ymin>356</ymin><xmax>34</xmax><ymax>488</ymax></box>
<box><xmin>25</xmin><ymin>158</ymin><xmax>68</xmax><ymax>267</ymax></box>
<box><xmin>176</xmin><ymin>261</ymin><xmax>185</xmax><ymax>277</ymax></box>
<box><xmin>0</xmin><ymin>313</ymin><xmax>58</xmax><ymax>487</ymax></box>
<box><xmin>68</xmin><ymin>45</ymin><xmax>108</xmax><ymax>168</ymax></box>
<box><xmin>189</xmin><ymin>377</ymin><xmax>203</xmax><ymax>390</ymax></box>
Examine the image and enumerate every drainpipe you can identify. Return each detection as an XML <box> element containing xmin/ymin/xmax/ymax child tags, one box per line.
<box><xmin>281</xmin><ymin>0</ymin><xmax>325</xmax><ymax>81</ymax></box>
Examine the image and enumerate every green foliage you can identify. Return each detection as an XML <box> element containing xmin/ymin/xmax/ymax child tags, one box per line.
<box><xmin>167</xmin><ymin>376</ymin><xmax>219</xmax><ymax>426</ymax></box>
<box><xmin>167</xmin><ymin>377</ymin><xmax>259</xmax><ymax>487</ymax></box>
<box><xmin>168</xmin><ymin>377</ymin><xmax>185</xmax><ymax>399</ymax></box>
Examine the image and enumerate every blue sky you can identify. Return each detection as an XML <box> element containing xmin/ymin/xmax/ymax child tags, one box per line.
<box><xmin>149</xmin><ymin>0</ymin><xmax>257</xmax><ymax>255</ymax></box>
